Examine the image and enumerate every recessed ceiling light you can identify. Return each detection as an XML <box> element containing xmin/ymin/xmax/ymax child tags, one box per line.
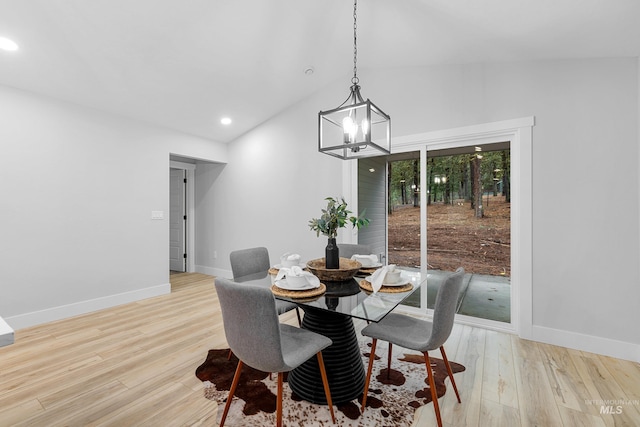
<box><xmin>0</xmin><ymin>36</ymin><xmax>19</xmax><ymax>52</ymax></box>
<box><xmin>220</xmin><ymin>117</ymin><xmax>232</xmax><ymax>125</ymax></box>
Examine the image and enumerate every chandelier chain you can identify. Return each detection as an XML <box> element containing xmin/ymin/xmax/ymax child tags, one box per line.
<box><xmin>352</xmin><ymin>0</ymin><xmax>359</xmax><ymax>85</ymax></box>
<box><xmin>318</xmin><ymin>0</ymin><xmax>390</xmax><ymax>159</ymax></box>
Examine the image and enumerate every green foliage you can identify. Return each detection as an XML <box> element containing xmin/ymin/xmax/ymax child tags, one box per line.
<box><xmin>308</xmin><ymin>197</ymin><xmax>370</xmax><ymax>238</ymax></box>
<box><xmin>390</xmin><ymin>159</ymin><xmax>420</xmax><ymax>206</ymax></box>
<box><xmin>389</xmin><ymin>149</ymin><xmax>510</xmax><ymax>206</ymax></box>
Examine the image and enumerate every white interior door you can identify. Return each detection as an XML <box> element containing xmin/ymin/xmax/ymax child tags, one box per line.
<box><xmin>169</xmin><ymin>168</ymin><xmax>186</xmax><ymax>272</ymax></box>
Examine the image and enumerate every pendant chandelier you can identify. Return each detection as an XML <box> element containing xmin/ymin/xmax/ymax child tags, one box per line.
<box><xmin>318</xmin><ymin>0</ymin><xmax>391</xmax><ymax>160</ymax></box>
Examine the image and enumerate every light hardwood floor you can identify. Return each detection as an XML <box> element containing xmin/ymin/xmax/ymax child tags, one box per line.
<box><xmin>1</xmin><ymin>273</ymin><xmax>638</xmax><ymax>426</ymax></box>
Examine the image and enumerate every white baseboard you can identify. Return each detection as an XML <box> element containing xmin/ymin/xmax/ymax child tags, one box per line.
<box><xmin>195</xmin><ymin>265</ymin><xmax>231</xmax><ymax>278</ymax></box>
<box><xmin>0</xmin><ymin>316</ymin><xmax>14</xmax><ymax>347</ymax></box>
<box><xmin>5</xmin><ymin>283</ymin><xmax>171</xmax><ymax>331</ymax></box>
<box><xmin>532</xmin><ymin>325</ymin><xmax>640</xmax><ymax>363</ymax></box>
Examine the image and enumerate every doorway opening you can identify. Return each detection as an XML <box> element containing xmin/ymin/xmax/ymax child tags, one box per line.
<box><xmin>169</xmin><ymin>158</ymin><xmax>196</xmax><ymax>279</ymax></box>
<box><xmin>170</xmin><ymin>168</ymin><xmax>187</xmax><ymax>272</ymax></box>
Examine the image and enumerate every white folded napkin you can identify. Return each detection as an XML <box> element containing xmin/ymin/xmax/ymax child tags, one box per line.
<box><xmin>280</xmin><ymin>252</ymin><xmax>301</xmax><ymax>267</ymax></box>
<box><xmin>351</xmin><ymin>254</ymin><xmax>378</xmax><ymax>267</ymax></box>
<box><xmin>368</xmin><ymin>264</ymin><xmax>397</xmax><ymax>293</ymax></box>
<box><xmin>275</xmin><ymin>266</ymin><xmax>320</xmax><ymax>287</ymax></box>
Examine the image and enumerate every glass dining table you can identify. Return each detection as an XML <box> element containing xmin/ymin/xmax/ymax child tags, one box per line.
<box><xmin>232</xmin><ymin>268</ymin><xmax>423</xmax><ymax>405</ymax></box>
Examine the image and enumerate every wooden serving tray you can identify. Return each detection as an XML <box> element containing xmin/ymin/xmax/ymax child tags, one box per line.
<box><xmin>306</xmin><ymin>258</ymin><xmax>361</xmax><ymax>281</ymax></box>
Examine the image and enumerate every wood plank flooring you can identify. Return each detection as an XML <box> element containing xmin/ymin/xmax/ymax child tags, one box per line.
<box><xmin>1</xmin><ymin>273</ymin><xmax>638</xmax><ymax>426</ymax></box>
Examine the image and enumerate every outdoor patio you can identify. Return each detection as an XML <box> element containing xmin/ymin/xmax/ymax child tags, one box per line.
<box><xmin>405</xmin><ymin>269</ymin><xmax>511</xmax><ymax>323</ymax></box>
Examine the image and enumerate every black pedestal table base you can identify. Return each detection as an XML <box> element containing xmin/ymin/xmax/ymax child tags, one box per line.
<box><xmin>288</xmin><ymin>305</ymin><xmax>365</xmax><ymax>405</ymax></box>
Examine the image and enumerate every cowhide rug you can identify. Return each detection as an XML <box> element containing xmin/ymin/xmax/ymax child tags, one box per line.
<box><xmin>195</xmin><ymin>341</ymin><xmax>465</xmax><ymax>426</ymax></box>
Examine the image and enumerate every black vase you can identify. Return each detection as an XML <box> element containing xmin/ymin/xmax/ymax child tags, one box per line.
<box><xmin>325</xmin><ymin>238</ymin><xmax>339</xmax><ymax>269</ymax></box>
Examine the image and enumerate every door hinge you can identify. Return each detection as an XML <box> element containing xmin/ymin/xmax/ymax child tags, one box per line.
<box><xmin>183</xmin><ymin>215</ymin><xmax>187</xmax><ymax>220</ymax></box>
<box><xmin>183</xmin><ymin>178</ymin><xmax>187</xmax><ymax>183</ymax></box>
<box><xmin>183</xmin><ymin>253</ymin><xmax>187</xmax><ymax>259</ymax></box>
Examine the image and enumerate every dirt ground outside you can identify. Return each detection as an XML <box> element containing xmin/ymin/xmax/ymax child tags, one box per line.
<box><xmin>388</xmin><ymin>196</ymin><xmax>510</xmax><ymax>277</ymax></box>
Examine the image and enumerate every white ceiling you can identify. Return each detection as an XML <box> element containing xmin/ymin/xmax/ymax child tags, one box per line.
<box><xmin>1</xmin><ymin>0</ymin><xmax>639</xmax><ymax>143</ymax></box>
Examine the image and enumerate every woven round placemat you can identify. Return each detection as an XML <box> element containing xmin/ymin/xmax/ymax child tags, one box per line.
<box><xmin>359</xmin><ymin>280</ymin><xmax>413</xmax><ymax>293</ymax></box>
<box><xmin>270</xmin><ymin>283</ymin><xmax>326</xmax><ymax>299</ymax></box>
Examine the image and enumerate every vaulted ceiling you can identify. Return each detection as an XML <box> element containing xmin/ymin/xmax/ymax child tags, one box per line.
<box><xmin>1</xmin><ymin>0</ymin><xmax>639</xmax><ymax>143</ymax></box>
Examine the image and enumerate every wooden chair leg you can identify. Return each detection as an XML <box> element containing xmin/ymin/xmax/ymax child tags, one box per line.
<box><xmin>387</xmin><ymin>342</ymin><xmax>393</xmax><ymax>379</ymax></box>
<box><xmin>276</xmin><ymin>372</ymin><xmax>283</xmax><ymax>427</ymax></box>
<box><xmin>361</xmin><ymin>338</ymin><xmax>377</xmax><ymax>411</ymax></box>
<box><xmin>440</xmin><ymin>346</ymin><xmax>461</xmax><ymax>403</ymax></box>
<box><xmin>424</xmin><ymin>352</ymin><xmax>443</xmax><ymax>427</ymax></box>
<box><xmin>227</xmin><ymin>349</ymin><xmax>233</xmax><ymax>360</ymax></box>
<box><xmin>317</xmin><ymin>351</ymin><xmax>336</xmax><ymax>424</ymax></box>
<box><xmin>220</xmin><ymin>360</ymin><xmax>243</xmax><ymax>427</ymax></box>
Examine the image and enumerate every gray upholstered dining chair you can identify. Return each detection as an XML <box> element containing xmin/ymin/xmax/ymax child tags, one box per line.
<box><xmin>230</xmin><ymin>247</ymin><xmax>301</xmax><ymax>325</ymax></box>
<box><xmin>337</xmin><ymin>243</ymin><xmax>372</xmax><ymax>259</ymax></box>
<box><xmin>360</xmin><ymin>267</ymin><xmax>465</xmax><ymax>427</ymax></box>
<box><xmin>214</xmin><ymin>277</ymin><xmax>336</xmax><ymax>427</ymax></box>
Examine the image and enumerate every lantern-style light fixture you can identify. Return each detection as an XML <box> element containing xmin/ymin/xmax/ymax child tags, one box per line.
<box><xmin>318</xmin><ymin>0</ymin><xmax>390</xmax><ymax>160</ymax></box>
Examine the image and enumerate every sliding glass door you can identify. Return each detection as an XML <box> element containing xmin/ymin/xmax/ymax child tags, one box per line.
<box><xmin>424</xmin><ymin>144</ymin><xmax>511</xmax><ymax>324</ymax></box>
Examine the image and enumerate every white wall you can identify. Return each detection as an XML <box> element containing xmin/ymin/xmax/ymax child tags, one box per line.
<box><xmin>0</xmin><ymin>85</ymin><xmax>226</xmax><ymax>329</ymax></box>
<box><xmin>194</xmin><ymin>91</ymin><xmax>349</xmax><ymax>276</ymax></box>
<box><xmin>198</xmin><ymin>57</ymin><xmax>639</xmax><ymax>359</ymax></box>
<box><xmin>2</xmin><ymin>55</ymin><xmax>637</xmax><ymax>360</ymax></box>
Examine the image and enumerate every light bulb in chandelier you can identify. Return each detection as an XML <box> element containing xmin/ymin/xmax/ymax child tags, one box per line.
<box><xmin>361</xmin><ymin>118</ymin><xmax>369</xmax><ymax>138</ymax></box>
<box><xmin>342</xmin><ymin>116</ymin><xmax>357</xmax><ymax>144</ymax></box>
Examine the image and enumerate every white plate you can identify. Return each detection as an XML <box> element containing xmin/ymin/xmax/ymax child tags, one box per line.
<box><xmin>359</xmin><ymin>263</ymin><xmax>383</xmax><ymax>269</ymax></box>
<box><xmin>273</xmin><ymin>263</ymin><xmax>307</xmax><ymax>269</ymax></box>
<box><xmin>274</xmin><ymin>278</ymin><xmax>319</xmax><ymax>291</ymax></box>
<box><xmin>365</xmin><ymin>275</ymin><xmax>408</xmax><ymax>287</ymax></box>
<box><xmin>381</xmin><ymin>281</ymin><xmax>409</xmax><ymax>287</ymax></box>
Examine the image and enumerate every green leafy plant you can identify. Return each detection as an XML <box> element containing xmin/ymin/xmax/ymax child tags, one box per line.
<box><xmin>308</xmin><ymin>197</ymin><xmax>370</xmax><ymax>239</ymax></box>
